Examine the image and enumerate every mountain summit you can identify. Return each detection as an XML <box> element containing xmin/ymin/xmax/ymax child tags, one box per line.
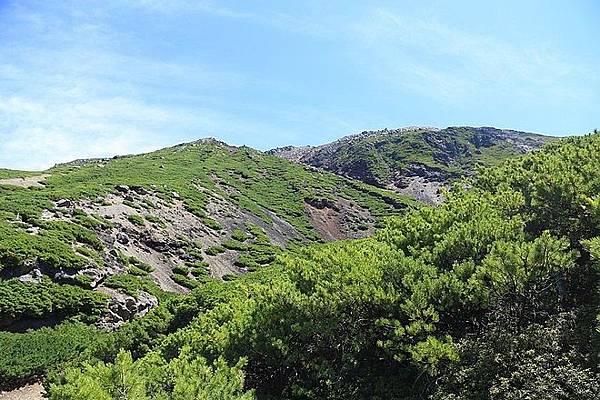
<box><xmin>269</xmin><ymin>126</ymin><xmax>554</xmax><ymax>204</ymax></box>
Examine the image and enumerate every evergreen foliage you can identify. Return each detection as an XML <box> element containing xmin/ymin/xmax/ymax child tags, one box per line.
<box><xmin>8</xmin><ymin>133</ymin><xmax>600</xmax><ymax>398</ymax></box>
<box><xmin>0</xmin><ymin>139</ymin><xmax>414</xmax><ymax>350</ymax></box>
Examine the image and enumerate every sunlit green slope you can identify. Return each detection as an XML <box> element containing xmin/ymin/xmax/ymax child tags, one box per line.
<box><xmin>40</xmin><ymin>132</ymin><xmax>600</xmax><ymax>399</ymax></box>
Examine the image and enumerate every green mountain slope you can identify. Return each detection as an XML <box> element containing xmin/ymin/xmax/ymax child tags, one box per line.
<box><xmin>0</xmin><ymin>139</ymin><xmax>415</xmax><ymax>335</ymax></box>
<box><xmin>270</xmin><ymin>126</ymin><xmax>554</xmax><ymax>204</ymax></box>
<box><xmin>31</xmin><ymin>131</ymin><xmax>600</xmax><ymax>400</ymax></box>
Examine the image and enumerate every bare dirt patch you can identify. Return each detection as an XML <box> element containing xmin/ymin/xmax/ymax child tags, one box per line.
<box><xmin>0</xmin><ymin>174</ymin><xmax>49</xmax><ymax>188</ymax></box>
<box><xmin>305</xmin><ymin>198</ymin><xmax>374</xmax><ymax>241</ymax></box>
<box><xmin>0</xmin><ymin>382</ymin><xmax>45</xmax><ymax>400</ymax></box>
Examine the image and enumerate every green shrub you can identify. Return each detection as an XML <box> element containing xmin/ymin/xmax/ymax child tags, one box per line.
<box><xmin>48</xmin><ymin>351</ymin><xmax>253</xmax><ymax>400</ymax></box>
<box><xmin>172</xmin><ymin>265</ymin><xmax>190</xmax><ymax>276</ymax></box>
<box><xmin>206</xmin><ymin>245</ymin><xmax>226</xmax><ymax>256</ymax></box>
<box><xmin>127</xmin><ymin>214</ymin><xmax>145</xmax><ymax>226</ymax></box>
<box><xmin>0</xmin><ymin>279</ymin><xmax>107</xmax><ymax>325</ymax></box>
<box><xmin>231</xmin><ymin>228</ymin><xmax>248</xmax><ymax>242</ymax></box>
<box><xmin>0</xmin><ymin>323</ymin><xmax>108</xmax><ymax>390</ymax></box>
<box><xmin>129</xmin><ymin>258</ymin><xmax>154</xmax><ymax>273</ymax></box>
<box><xmin>104</xmin><ymin>274</ymin><xmax>147</xmax><ymax>297</ymax></box>
<box><xmin>171</xmin><ymin>273</ymin><xmax>199</xmax><ymax>289</ymax></box>
<box><xmin>202</xmin><ymin>218</ymin><xmax>222</xmax><ymax>231</ymax></box>
<box><xmin>73</xmin><ymin>274</ymin><xmax>93</xmax><ymax>289</ymax></box>
<box><xmin>144</xmin><ymin>214</ymin><xmax>165</xmax><ymax>227</ymax></box>
<box><xmin>222</xmin><ymin>239</ymin><xmax>246</xmax><ymax>251</ymax></box>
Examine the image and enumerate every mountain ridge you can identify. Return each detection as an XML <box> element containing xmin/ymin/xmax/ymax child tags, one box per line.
<box><xmin>27</xmin><ymin>130</ymin><xmax>600</xmax><ymax>400</ymax></box>
<box><xmin>269</xmin><ymin>126</ymin><xmax>556</xmax><ymax>204</ymax></box>
<box><xmin>0</xmin><ymin>138</ymin><xmax>415</xmax><ymax>333</ymax></box>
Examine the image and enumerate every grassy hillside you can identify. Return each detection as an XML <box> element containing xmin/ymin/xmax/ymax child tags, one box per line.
<box><xmin>271</xmin><ymin>126</ymin><xmax>554</xmax><ymax>203</ymax></box>
<box><xmin>0</xmin><ymin>139</ymin><xmax>415</xmax><ymax>339</ymax></box>
<box><xmin>36</xmin><ymin>131</ymin><xmax>600</xmax><ymax>399</ymax></box>
<box><xmin>0</xmin><ymin>170</ymin><xmax>28</xmax><ymax>179</ymax></box>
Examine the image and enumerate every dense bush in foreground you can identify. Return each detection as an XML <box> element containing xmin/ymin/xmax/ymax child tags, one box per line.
<box><xmin>0</xmin><ymin>323</ymin><xmax>108</xmax><ymax>389</ymax></box>
<box><xmin>0</xmin><ymin>279</ymin><xmax>107</xmax><ymax>327</ymax></box>
<box><xmin>32</xmin><ymin>133</ymin><xmax>600</xmax><ymax>398</ymax></box>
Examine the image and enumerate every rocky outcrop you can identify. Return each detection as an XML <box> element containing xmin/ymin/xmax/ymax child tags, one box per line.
<box><xmin>55</xmin><ymin>199</ymin><xmax>74</xmax><ymax>208</ymax></box>
<box><xmin>96</xmin><ymin>288</ymin><xmax>158</xmax><ymax>330</ymax></box>
<box><xmin>270</xmin><ymin>126</ymin><xmax>555</xmax><ymax>205</ymax></box>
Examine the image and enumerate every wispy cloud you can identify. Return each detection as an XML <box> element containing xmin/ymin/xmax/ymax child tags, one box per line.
<box><xmin>350</xmin><ymin>8</ymin><xmax>596</xmax><ymax>103</ymax></box>
<box><xmin>0</xmin><ymin>0</ymin><xmax>358</xmax><ymax>169</ymax></box>
<box><xmin>126</xmin><ymin>0</ymin><xmax>255</xmax><ymax>18</ymax></box>
<box><xmin>0</xmin><ymin>94</ymin><xmax>212</xmax><ymax>170</ymax></box>
<box><xmin>121</xmin><ymin>0</ymin><xmax>336</xmax><ymax>38</ymax></box>
<box><xmin>0</xmin><ymin>1</ymin><xmax>257</xmax><ymax>169</ymax></box>
<box><xmin>1</xmin><ymin>0</ymin><xmax>596</xmax><ymax>169</ymax></box>
<box><xmin>124</xmin><ymin>2</ymin><xmax>596</xmax><ymax>105</ymax></box>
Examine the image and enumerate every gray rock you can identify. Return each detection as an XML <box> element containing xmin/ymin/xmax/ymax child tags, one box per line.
<box><xmin>79</xmin><ymin>268</ymin><xmax>108</xmax><ymax>288</ymax></box>
<box><xmin>97</xmin><ymin>290</ymin><xmax>158</xmax><ymax>330</ymax></box>
<box><xmin>116</xmin><ymin>232</ymin><xmax>130</xmax><ymax>245</ymax></box>
<box><xmin>116</xmin><ymin>185</ymin><xmax>130</xmax><ymax>193</ymax></box>
<box><xmin>17</xmin><ymin>268</ymin><xmax>43</xmax><ymax>283</ymax></box>
<box><xmin>132</xmin><ymin>186</ymin><xmax>149</xmax><ymax>195</ymax></box>
<box><xmin>25</xmin><ymin>226</ymin><xmax>40</xmax><ymax>235</ymax></box>
<box><xmin>53</xmin><ymin>269</ymin><xmax>78</xmax><ymax>282</ymax></box>
<box><xmin>56</xmin><ymin>198</ymin><xmax>74</xmax><ymax>208</ymax></box>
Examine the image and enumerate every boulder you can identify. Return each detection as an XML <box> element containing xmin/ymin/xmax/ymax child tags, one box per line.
<box><xmin>17</xmin><ymin>268</ymin><xmax>43</xmax><ymax>283</ymax></box>
<box><xmin>116</xmin><ymin>232</ymin><xmax>130</xmax><ymax>245</ymax></box>
<box><xmin>131</xmin><ymin>186</ymin><xmax>149</xmax><ymax>195</ymax></box>
<box><xmin>305</xmin><ymin>197</ymin><xmax>339</xmax><ymax>211</ymax></box>
<box><xmin>97</xmin><ymin>290</ymin><xmax>158</xmax><ymax>330</ymax></box>
<box><xmin>78</xmin><ymin>267</ymin><xmax>108</xmax><ymax>288</ymax></box>
<box><xmin>56</xmin><ymin>198</ymin><xmax>74</xmax><ymax>208</ymax></box>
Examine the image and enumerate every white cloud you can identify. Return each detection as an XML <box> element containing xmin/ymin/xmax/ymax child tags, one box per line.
<box><xmin>0</xmin><ymin>0</ymin><xmax>356</xmax><ymax>169</ymax></box>
<box><xmin>0</xmin><ymin>1</ymin><xmax>260</xmax><ymax>170</ymax></box>
<box><xmin>3</xmin><ymin>0</ymin><xmax>593</xmax><ymax>170</ymax></box>
<box><xmin>0</xmin><ymin>95</ymin><xmax>196</xmax><ymax>170</ymax></box>
<box><xmin>350</xmin><ymin>8</ymin><xmax>596</xmax><ymax>103</ymax></box>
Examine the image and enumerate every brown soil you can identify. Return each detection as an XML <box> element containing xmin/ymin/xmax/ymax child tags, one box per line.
<box><xmin>305</xmin><ymin>198</ymin><xmax>374</xmax><ymax>241</ymax></box>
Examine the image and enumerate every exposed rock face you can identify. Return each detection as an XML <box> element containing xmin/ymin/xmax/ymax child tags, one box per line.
<box><xmin>116</xmin><ymin>232</ymin><xmax>130</xmax><ymax>245</ymax></box>
<box><xmin>96</xmin><ymin>288</ymin><xmax>158</xmax><ymax>330</ymax></box>
<box><xmin>269</xmin><ymin>126</ymin><xmax>555</xmax><ymax>205</ymax></box>
<box><xmin>17</xmin><ymin>268</ymin><xmax>43</xmax><ymax>284</ymax></box>
<box><xmin>53</xmin><ymin>267</ymin><xmax>108</xmax><ymax>288</ymax></box>
<box><xmin>0</xmin><ymin>138</ymin><xmax>416</xmax><ymax>336</ymax></box>
<box><xmin>390</xmin><ymin>164</ymin><xmax>447</xmax><ymax>205</ymax></box>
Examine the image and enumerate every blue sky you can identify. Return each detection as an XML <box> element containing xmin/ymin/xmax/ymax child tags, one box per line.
<box><xmin>0</xmin><ymin>0</ymin><xmax>598</xmax><ymax>170</ymax></box>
